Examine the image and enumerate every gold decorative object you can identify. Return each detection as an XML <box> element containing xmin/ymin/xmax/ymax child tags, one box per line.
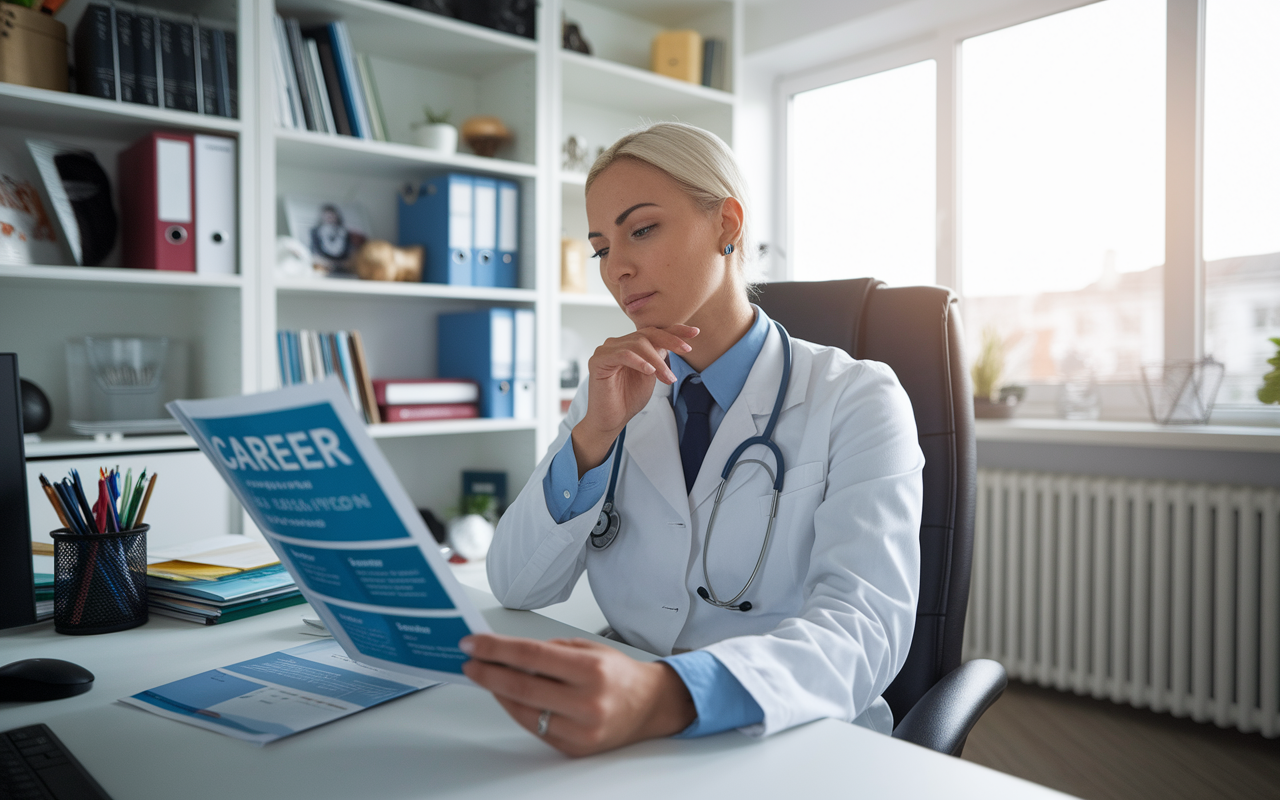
<box><xmin>461</xmin><ymin>116</ymin><xmax>512</xmax><ymax>157</ymax></box>
<box><xmin>355</xmin><ymin>240</ymin><xmax>423</xmax><ymax>282</ymax></box>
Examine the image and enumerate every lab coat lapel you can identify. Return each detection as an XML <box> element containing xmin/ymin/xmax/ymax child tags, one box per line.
<box><xmin>688</xmin><ymin>324</ymin><xmax>810</xmax><ymax>511</ymax></box>
<box><xmin>622</xmin><ymin>382</ymin><xmax>692</xmax><ymax>527</ymax></box>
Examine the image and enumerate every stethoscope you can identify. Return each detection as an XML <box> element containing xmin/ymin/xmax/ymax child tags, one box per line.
<box><xmin>589</xmin><ymin>321</ymin><xmax>793</xmax><ymax>613</ymax></box>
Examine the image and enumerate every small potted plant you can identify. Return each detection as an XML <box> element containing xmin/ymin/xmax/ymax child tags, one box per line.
<box><xmin>1259</xmin><ymin>337</ymin><xmax>1280</xmax><ymax>405</ymax></box>
<box><xmin>971</xmin><ymin>327</ymin><xmax>1018</xmax><ymax>419</ymax></box>
<box><xmin>411</xmin><ymin>105</ymin><xmax>457</xmax><ymax>153</ymax></box>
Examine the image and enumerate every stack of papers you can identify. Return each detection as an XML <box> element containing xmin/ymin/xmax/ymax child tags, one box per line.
<box><xmin>33</xmin><ymin>555</ymin><xmax>53</xmax><ymax>621</ymax></box>
<box><xmin>147</xmin><ymin>536</ymin><xmax>304</xmax><ymax>625</ymax></box>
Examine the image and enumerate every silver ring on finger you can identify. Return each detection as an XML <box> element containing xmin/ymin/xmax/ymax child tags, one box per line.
<box><xmin>537</xmin><ymin>709</ymin><xmax>552</xmax><ymax>737</ymax></box>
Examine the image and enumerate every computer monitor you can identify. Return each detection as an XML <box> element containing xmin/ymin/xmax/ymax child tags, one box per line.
<box><xmin>0</xmin><ymin>353</ymin><xmax>36</xmax><ymax>629</ymax></box>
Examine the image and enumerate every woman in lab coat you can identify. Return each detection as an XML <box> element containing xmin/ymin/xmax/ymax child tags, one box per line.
<box><xmin>460</xmin><ymin>122</ymin><xmax>924</xmax><ymax>757</ymax></box>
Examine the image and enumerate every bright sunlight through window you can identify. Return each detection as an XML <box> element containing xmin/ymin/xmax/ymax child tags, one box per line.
<box><xmin>790</xmin><ymin>60</ymin><xmax>936</xmax><ymax>287</ymax></box>
<box><xmin>960</xmin><ymin>0</ymin><xmax>1165</xmax><ymax>383</ymax></box>
<box><xmin>1203</xmin><ymin>0</ymin><xmax>1280</xmax><ymax>406</ymax></box>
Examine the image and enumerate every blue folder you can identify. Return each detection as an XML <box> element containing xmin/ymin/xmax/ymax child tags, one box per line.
<box><xmin>437</xmin><ymin>308</ymin><xmax>515</xmax><ymax>418</ymax></box>
<box><xmin>472</xmin><ymin>176</ymin><xmax>498</xmax><ymax>287</ymax></box>
<box><xmin>398</xmin><ymin>173</ymin><xmax>473</xmax><ymax>285</ymax></box>
<box><xmin>495</xmin><ymin>179</ymin><xmax>519</xmax><ymax>288</ymax></box>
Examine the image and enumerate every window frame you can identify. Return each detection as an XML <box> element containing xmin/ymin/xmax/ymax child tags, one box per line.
<box><xmin>778</xmin><ymin>0</ymin><xmax>1276</xmax><ymax>421</ymax></box>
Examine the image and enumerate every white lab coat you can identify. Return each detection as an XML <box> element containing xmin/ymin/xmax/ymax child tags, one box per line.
<box><xmin>487</xmin><ymin>324</ymin><xmax>924</xmax><ymax>737</ymax></box>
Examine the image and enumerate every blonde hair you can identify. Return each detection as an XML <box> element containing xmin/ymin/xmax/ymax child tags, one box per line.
<box><xmin>586</xmin><ymin>122</ymin><xmax>756</xmax><ymax>282</ymax></box>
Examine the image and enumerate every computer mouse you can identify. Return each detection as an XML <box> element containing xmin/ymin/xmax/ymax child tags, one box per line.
<box><xmin>0</xmin><ymin>659</ymin><xmax>95</xmax><ymax>702</ymax></box>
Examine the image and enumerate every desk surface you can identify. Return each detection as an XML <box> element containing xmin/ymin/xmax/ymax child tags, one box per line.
<box><xmin>0</xmin><ymin>589</ymin><xmax>1070</xmax><ymax>800</ymax></box>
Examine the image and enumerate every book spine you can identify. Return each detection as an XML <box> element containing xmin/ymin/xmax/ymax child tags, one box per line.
<box><xmin>311</xmin><ymin>33</ymin><xmax>351</xmax><ymax>136</ymax></box>
<box><xmin>306</xmin><ymin>39</ymin><xmax>337</xmax><ymax>134</ymax></box>
<box><xmin>284</xmin><ymin>18</ymin><xmax>318</xmax><ymax>131</ymax></box>
<box><xmin>160</xmin><ymin>17</ymin><xmax>198</xmax><ymax>112</ymax></box>
<box><xmin>223</xmin><ymin>30</ymin><xmax>238</xmax><ymax>118</ymax></box>
<box><xmin>133</xmin><ymin>14</ymin><xmax>159</xmax><ymax>106</ymax></box>
<box><xmin>74</xmin><ymin>4</ymin><xmax>116</xmax><ymax>100</ymax></box>
<box><xmin>380</xmin><ymin>404</ymin><xmax>480</xmax><ymax>423</ymax></box>
<box><xmin>198</xmin><ymin>24</ymin><xmax>219</xmax><ymax>116</ymax></box>
<box><xmin>355</xmin><ymin>53</ymin><xmax>386</xmax><ymax>142</ymax></box>
<box><xmin>116</xmin><ymin>9</ymin><xmax>137</xmax><ymax>103</ymax></box>
<box><xmin>330</xmin><ymin>22</ymin><xmax>369</xmax><ymax>139</ymax></box>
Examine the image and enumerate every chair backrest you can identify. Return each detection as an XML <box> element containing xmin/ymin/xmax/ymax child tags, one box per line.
<box><xmin>756</xmin><ymin>279</ymin><xmax>976</xmax><ymax>726</ymax></box>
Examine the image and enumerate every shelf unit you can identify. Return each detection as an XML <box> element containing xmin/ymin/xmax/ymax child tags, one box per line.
<box><xmin>3</xmin><ymin>0</ymin><xmax>743</xmax><ymax>529</ymax></box>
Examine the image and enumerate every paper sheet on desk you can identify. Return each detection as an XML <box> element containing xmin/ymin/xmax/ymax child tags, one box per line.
<box><xmin>167</xmin><ymin>378</ymin><xmax>491</xmax><ymax>686</ymax></box>
<box><xmin>121</xmin><ymin>640</ymin><xmax>438</xmax><ymax>744</ymax></box>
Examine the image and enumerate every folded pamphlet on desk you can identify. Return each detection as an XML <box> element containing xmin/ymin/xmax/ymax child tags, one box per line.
<box><xmin>164</xmin><ymin>378</ymin><xmax>491</xmax><ymax>682</ymax></box>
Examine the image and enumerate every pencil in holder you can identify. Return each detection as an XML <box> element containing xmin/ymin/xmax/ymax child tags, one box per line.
<box><xmin>51</xmin><ymin>524</ymin><xmax>149</xmax><ymax>635</ymax></box>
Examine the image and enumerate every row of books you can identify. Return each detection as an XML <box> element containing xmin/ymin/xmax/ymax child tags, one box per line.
<box><xmin>147</xmin><ymin>537</ymin><xmax>302</xmax><ymax>626</ymax></box>
<box><xmin>74</xmin><ymin>3</ymin><xmax>237</xmax><ymax>118</ymax></box>
<box><xmin>277</xmin><ymin>329</ymin><xmax>381</xmax><ymax>425</ymax></box>
<box><xmin>272</xmin><ymin>16</ymin><xmax>388</xmax><ymax>141</ymax></box>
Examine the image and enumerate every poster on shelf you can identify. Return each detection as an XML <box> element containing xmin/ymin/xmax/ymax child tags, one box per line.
<box><xmin>0</xmin><ymin>145</ymin><xmax>63</xmax><ymax>266</ymax></box>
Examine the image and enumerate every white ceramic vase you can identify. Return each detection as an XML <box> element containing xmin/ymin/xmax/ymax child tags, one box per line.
<box><xmin>412</xmin><ymin>122</ymin><xmax>458</xmax><ymax>153</ymax></box>
<box><xmin>448</xmin><ymin>513</ymin><xmax>494</xmax><ymax>561</ymax></box>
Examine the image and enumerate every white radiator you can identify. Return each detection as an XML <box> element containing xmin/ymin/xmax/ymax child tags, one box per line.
<box><xmin>963</xmin><ymin>470</ymin><xmax>1280</xmax><ymax>738</ymax></box>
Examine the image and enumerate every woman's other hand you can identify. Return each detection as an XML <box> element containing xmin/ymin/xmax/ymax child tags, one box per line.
<box><xmin>571</xmin><ymin>325</ymin><xmax>698</xmax><ymax>476</ymax></box>
<box><xmin>460</xmin><ymin>633</ymin><xmax>696</xmax><ymax>757</ymax></box>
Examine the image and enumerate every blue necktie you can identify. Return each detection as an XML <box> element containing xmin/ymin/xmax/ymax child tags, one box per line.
<box><xmin>680</xmin><ymin>378</ymin><xmax>714</xmax><ymax>493</ymax></box>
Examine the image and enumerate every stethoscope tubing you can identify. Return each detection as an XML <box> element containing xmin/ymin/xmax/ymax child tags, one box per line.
<box><xmin>589</xmin><ymin>321</ymin><xmax>793</xmax><ymax>612</ymax></box>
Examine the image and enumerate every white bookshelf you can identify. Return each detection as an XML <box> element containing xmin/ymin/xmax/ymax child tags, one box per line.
<box><xmin>4</xmin><ymin>0</ymin><xmax>742</xmax><ymax>530</ymax></box>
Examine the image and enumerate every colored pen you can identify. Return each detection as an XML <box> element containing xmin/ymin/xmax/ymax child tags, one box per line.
<box><xmin>69</xmin><ymin>470</ymin><xmax>97</xmax><ymax>533</ymax></box>
<box><xmin>39</xmin><ymin>475</ymin><xmax>72</xmax><ymax>531</ymax></box>
<box><xmin>121</xmin><ymin>469</ymin><xmax>134</xmax><ymax>522</ymax></box>
<box><xmin>135</xmin><ymin>473</ymin><xmax>158</xmax><ymax>526</ymax></box>
<box><xmin>60</xmin><ymin>479</ymin><xmax>91</xmax><ymax>535</ymax></box>
<box><xmin>123</xmin><ymin>469</ymin><xmax>147</xmax><ymax>530</ymax></box>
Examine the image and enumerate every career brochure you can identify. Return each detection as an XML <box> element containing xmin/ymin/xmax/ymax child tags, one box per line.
<box><xmin>164</xmin><ymin>378</ymin><xmax>492</xmax><ymax>684</ymax></box>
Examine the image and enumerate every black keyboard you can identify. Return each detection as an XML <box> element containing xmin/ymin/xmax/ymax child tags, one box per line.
<box><xmin>0</xmin><ymin>724</ymin><xmax>112</xmax><ymax>800</ymax></box>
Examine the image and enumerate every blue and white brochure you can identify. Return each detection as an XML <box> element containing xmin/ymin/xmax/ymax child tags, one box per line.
<box><xmin>122</xmin><ymin>640</ymin><xmax>437</xmax><ymax>744</ymax></box>
<box><xmin>167</xmin><ymin>379</ymin><xmax>491</xmax><ymax>685</ymax></box>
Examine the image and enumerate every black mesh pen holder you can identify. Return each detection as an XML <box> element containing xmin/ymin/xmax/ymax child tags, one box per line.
<box><xmin>51</xmin><ymin>524</ymin><xmax>149</xmax><ymax>635</ymax></box>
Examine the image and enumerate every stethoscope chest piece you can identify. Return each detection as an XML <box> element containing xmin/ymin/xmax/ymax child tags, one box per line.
<box><xmin>590</xmin><ymin>501</ymin><xmax>621</xmax><ymax>549</ymax></box>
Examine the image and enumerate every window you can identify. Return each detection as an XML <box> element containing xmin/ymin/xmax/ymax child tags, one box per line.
<box><xmin>959</xmin><ymin>0</ymin><xmax>1166</xmax><ymax>383</ymax></box>
<box><xmin>1203</xmin><ymin>0</ymin><xmax>1280</xmax><ymax>406</ymax></box>
<box><xmin>789</xmin><ymin>60</ymin><xmax>936</xmax><ymax>287</ymax></box>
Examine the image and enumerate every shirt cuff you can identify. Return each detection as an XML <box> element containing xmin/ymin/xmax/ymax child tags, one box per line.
<box><xmin>663</xmin><ymin>650</ymin><xmax>765</xmax><ymax>738</ymax></box>
<box><xmin>541</xmin><ymin>435</ymin><xmax>614</xmax><ymax>524</ymax></box>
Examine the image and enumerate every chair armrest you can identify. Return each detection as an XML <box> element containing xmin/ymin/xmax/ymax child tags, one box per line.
<box><xmin>890</xmin><ymin>659</ymin><xmax>1007</xmax><ymax>757</ymax></box>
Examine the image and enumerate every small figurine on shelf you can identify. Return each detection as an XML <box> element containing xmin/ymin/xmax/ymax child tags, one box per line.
<box><xmin>562</xmin><ymin>15</ymin><xmax>592</xmax><ymax>55</ymax></box>
<box><xmin>461</xmin><ymin>115</ymin><xmax>512</xmax><ymax>157</ymax></box>
<box><xmin>563</xmin><ymin>135</ymin><xmax>590</xmax><ymax>173</ymax></box>
<box><xmin>354</xmin><ymin>240</ymin><xmax>423</xmax><ymax>282</ymax></box>
<box><xmin>411</xmin><ymin>105</ymin><xmax>458</xmax><ymax>153</ymax></box>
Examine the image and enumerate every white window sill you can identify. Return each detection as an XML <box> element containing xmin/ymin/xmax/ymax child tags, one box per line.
<box><xmin>974</xmin><ymin>418</ymin><xmax>1280</xmax><ymax>453</ymax></box>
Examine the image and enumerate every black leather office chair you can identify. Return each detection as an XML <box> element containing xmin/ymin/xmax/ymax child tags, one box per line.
<box><xmin>756</xmin><ymin>278</ymin><xmax>1006</xmax><ymax>757</ymax></box>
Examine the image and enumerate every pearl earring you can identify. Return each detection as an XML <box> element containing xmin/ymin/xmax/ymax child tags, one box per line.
<box><xmin>722</xmin><ymin>244</ymin><xmax>735</xmax><ymax>256</ymax></box>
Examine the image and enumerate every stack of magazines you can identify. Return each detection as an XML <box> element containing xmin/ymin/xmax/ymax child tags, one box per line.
<box><xmin>147</xmin><ymin>536</ymin><xmax>305</xmax><ymax>625</ymax></box>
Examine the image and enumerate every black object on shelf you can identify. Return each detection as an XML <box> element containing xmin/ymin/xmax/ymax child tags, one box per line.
<box><xmin>419</xmin><ymin>508</ymin><xmax>447</xmax><ymax>545</ymax></box>
<box><xmin>19</xmin><ymin>379</ymin><xmax>51</xmax><ymax>434</ymax></box>
<box><xmin>563</xmin><ymin>19</ymin><xmax>591</xmax><ymax>54</ymax></box>
<box><xmin>388</xmin><ymin>0</ymin><xmax>535</xmax><ymax>40</ymax></box>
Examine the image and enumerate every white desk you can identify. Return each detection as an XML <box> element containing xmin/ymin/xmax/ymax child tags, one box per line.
<box><xmin>0</xmin><ymin>589</ymin><xmax>1070</xmax><ymax>799</ymax></box>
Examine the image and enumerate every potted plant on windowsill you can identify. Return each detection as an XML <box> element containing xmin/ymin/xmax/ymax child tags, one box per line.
<box><xmin>411</xmin><ymin>106</ymin><xmax>458</xmax><ymax>153</ymax></box>
<box><xmin>972</xmin><ymin>327</ymin><xmax>1019</xmax><ymax>419</ymax></box>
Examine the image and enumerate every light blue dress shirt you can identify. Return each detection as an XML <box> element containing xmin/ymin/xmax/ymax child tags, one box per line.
<box><xmin>541</xmin><ymin>306</ymin><xmax>772</xmax><ymax>737</ymax></box>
